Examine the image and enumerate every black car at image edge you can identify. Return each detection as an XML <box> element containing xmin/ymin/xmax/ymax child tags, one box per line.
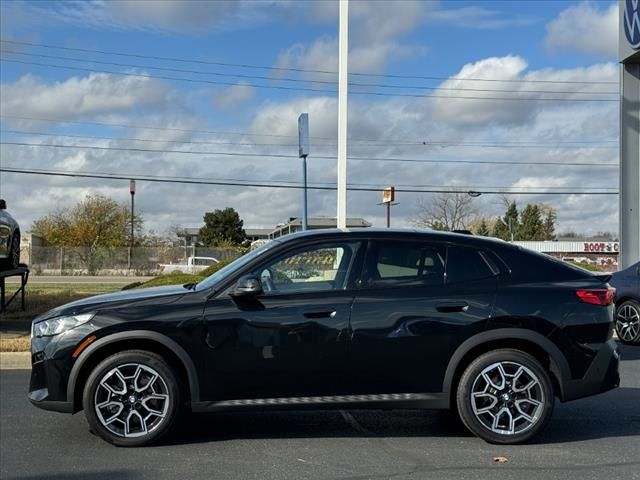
<box><xmin>29</xmin><ymin>229</ymin><xmax>620</xmax><ymax>446</ymax></box>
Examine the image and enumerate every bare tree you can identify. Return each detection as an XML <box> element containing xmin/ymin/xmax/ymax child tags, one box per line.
<box><xmin>412</xmin><ymin>193</ymin><xmax>478</xmax><ymax>231</ymax></box>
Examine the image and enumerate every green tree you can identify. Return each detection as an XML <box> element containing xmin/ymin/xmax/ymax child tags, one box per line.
<box><xmin>199</xmin><ymin>207</ymin><xmax>246</xmax><ymax>247</ymax></box>
<box><xmin>519</xmin><ymin>204</ymin><xmax>545</xmax><ymax>240</ymax></box>
<box><xmin>31</xmin><ymin>194</ymin><xmax>142</xmax><ymax>273</ymax></box>
<box><xmin>492</xmin><ymin>202</ymin><xmax>519</xmax><ymax>241</ymax></box>
<box><xmin>476</xmin><ymin>218</ymin><xmax>490</xmax><ymax>236</ymax></box>
<box><xmin>32</xmin><ymin>194</ymin><xmax>141</xmax><ymax>247</ymax></box>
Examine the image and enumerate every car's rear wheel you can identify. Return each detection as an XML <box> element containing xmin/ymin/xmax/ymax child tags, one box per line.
<box><xmin>83</xmin><ymin>350</ymin><xmax>182</xmax><ymax>447</ymax></box>
<box><xmin>615</xmin><ymin>300</ymin><xmax>640</xmax><ymax>345</ymax></box>
<box><xmin>456</xmin><ymin>349</ymin><xmax>554</xmax><ymax>444</ymax></box>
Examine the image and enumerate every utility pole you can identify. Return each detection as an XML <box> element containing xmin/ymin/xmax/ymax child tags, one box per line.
<box><xmin>336</xmin><ymin>0</ymin><xmax>349</xmax><ymax>229</ymax></box>
<box><xmin>129</xmin><ymin>179</ymin><xmax>136</xmax><ymax>270</ymax></box>
<box><xmin>298</xmin><ymin>113</ymin><xmax>310</xmax><ymax>231</ymax></box>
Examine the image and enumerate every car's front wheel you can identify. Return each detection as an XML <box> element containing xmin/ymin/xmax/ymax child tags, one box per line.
<box><xmin>83</xmin><ymin>350</ymin><xmax>182</xmax><ymax>447</ymax></box>
<box><xmin>456</xmin><ymin>349</ymin><xmax>554</xmax><ymax>444</ymax></box>
<box><xmin>615</xmin><ymin>300</ymin><xmax>640</xmax><ymax>345</ymax></box>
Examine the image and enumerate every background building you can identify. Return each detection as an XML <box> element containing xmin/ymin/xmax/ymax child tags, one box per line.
<box><xmin>513</xmin><ymin>240</ymin><xmax>619</xmax><ymax>271</ymax></box>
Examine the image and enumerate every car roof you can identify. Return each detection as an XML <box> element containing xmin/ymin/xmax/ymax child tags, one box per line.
<box><xmin>271</xmin><ymin>227</ymin><xmax>510</xmax><ymax>248</ymax></box>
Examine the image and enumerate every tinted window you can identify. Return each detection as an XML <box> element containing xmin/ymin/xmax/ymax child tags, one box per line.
<box><xmin>255</xmin><ymin>242</ymin><xmax>361</xmax><ymax>295</ymax></box>
<box><xmin>446</xmin><ymin>246</ymin><xmax>495</xmax><ymax>284</ymax></box>
<box><xmin>366</xmin><ymin>241</ymin><xmax>445</xmax><ymax>287</ymax></box>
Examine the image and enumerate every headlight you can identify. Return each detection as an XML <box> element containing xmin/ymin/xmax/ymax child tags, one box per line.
<box><xmin>32</xmin><ymin>313</ymin><xmax>95</xmax><ymax>338</ymax></box>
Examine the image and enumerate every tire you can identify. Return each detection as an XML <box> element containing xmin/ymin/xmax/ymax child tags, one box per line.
<box><xmin>0</xmin><ymin>231</ymin><xmax>19</xmax><ymax>271</ymax></box>
<box><xmin>615</xmin><ymin>300</ymin><xmax>640</xmax><ymax>345</ymax></box>
<box><xmin>456</xmin><ymin>349</ymin><xmax>554</xmax><ymax>444</ymax></box>
<box><xmin>83</xmin><ymin>350</ymin><xmax>183</xmax><ymax>447</ymax></box>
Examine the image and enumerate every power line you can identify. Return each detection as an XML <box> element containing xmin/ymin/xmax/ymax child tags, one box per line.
<box><xmin>0</xmin><ymin>141</ymin><xmax>619</xmax><ymax>167</ymax></box>
<box><xmin>0</xmin><ymin>130</ymin><xmax>618</xmax><ymax>150</ymax></box>
<box><xmin>0</xmin><ymin>130</ymin><xmax>301</xmax><ymax>148</ymax></box>
<box><xmin>0</xmin><ymin>166</ymin><xmax>614</xmax><ymax>191</ymax></box>
<box><xmin>0</xmin><ymin>39</ymin><xmax>619</xmax><ymax>85</ymax></box>
<box><xmin>0</xmin><ymin>114</ymin><xmax>305</xmax><ymax>139</ymax></box>
<box><xmin>0</xmin><ymin>58</ymin><xmax>619</xmax><ymax>102</ymax></box>
<box><xmin>0</xmin><ymin>115</ymin><xmax>618</xmax><ymax>146</ymax></box>
<box><xmin>0</xmin><ymin>167</ymin><xmax>619</xmax><ymax>195</ymax></box>
<box><xmin>0</xmin><ymin>49</ymin><xmax>619</xmax><ymax>96</ymax></box>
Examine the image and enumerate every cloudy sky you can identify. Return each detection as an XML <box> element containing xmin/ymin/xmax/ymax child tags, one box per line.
<box><xmin>0</xmin><ymin>0</ymin><xmax>620</xmax><ymax>236</ymax></box>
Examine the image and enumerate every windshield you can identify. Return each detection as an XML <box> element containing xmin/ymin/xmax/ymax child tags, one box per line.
<box><xmin>196</xmin><ymin>240</ymin><xmax>279</xmax><ymax>291</ymax></box>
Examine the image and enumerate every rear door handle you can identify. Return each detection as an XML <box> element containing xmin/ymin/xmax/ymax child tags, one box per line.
<box><xmin>304</xmin><ymin>310</ymin><xmax>337</xmax><ymax>319</ymax></box>
<box><xmin>436</xmin><ymin>302</ymin><xmax>469</xmax><ymax>313</ymax></box>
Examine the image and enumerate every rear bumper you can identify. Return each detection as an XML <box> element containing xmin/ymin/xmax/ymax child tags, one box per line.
<box><xmin>562</xmin><ymin>339</ymin><xmax>620</xmax><ymax>402</ymax></box>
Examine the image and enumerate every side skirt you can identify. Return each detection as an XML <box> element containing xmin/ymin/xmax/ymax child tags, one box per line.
<box><xmin>191</xmin><ymin>392</ymin><xmax>449</xmax><ymax>413</ymax></box>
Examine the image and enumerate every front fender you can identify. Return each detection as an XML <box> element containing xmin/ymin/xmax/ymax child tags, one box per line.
<box><xmin>66</xmin><ymin>330</ymin><xmax>201</xmax><ymax>410</ymax></box>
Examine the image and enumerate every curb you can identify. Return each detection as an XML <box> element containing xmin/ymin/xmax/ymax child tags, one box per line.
<box><xmin>0</xmin><ymin>352</ymin><xmax>31</xmax><ymax>370</ymax></box>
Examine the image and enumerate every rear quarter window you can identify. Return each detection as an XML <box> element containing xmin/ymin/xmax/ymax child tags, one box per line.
<box><xmin>495</xmin><ymin>246</ymin><xmax>591</xmax><ymax>282</ymax></box>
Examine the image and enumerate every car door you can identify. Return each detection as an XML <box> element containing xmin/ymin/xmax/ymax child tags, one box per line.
<box><xmin>348</xmin><ymin>240</ymin><xmax>498</xmax><ymax>395</ymax></box>
<box><xmin>202</xmin><ymin>240</ymin><xmax>365</xmax><ymax>401</ymax></box>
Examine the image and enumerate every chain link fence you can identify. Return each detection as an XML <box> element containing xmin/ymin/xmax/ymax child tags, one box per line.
<box><xmin>21</xmin><ymin>246</ymin><xmax>241</xmax><ymax>276</ymax></box>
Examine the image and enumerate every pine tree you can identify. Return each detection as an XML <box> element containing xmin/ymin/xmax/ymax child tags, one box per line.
<box><xmin>541</xmin><ymin>207</ymin><xmax>557</xmax><ymax>240</ymax></box>
<box><xmin>519</xmin><ymin>204</ymin><xmax>544</xmax><ymax>240</ymax></box>
<box><xmin>492</xmin><ymin>202</ymin><xmax>519</xmax><ymax>241</ymax></box>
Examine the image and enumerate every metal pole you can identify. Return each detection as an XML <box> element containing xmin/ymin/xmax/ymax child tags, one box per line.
<box><xmin>386</xmin><ymin>202</ymin><xmax>390</xmax><ymax>228</ymax></box>
<box><xmin>131</xmin><ymin>193</ymin><xmax>134</xmax><ymax>248</ymax></box>
<box><xmin>302</xmin><ymin>155</ymin><xmax>308</xmax><ymax>231</ymax></box>
<box><xmin>129</xmin><ymin>179</ymin><xmax>136</xmax><ymax>271</ymax></box>
<box><xmin>620</xmin><ymin>62</ymin><xmax>640</xmax><ymax>268</ymax></box>
<box><xmin>336</xmin><ymin>0</ymin><xmax>349</xmax><ymax>229</ymax></box>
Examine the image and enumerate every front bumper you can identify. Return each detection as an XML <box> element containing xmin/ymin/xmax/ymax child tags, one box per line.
<box><xmin>28</xmin><ymin>387</ymin><xmax>73</xmax><ymax>413</ymax></box>
<box><xmin>562</xmin><ymin>338</ymin><xmax>620</xmax><ymax>402</ymax></box>
<box><xmin>28</xmin><ymin>325</ymin><xmax>98</xmax><ymax>414</ymax></box>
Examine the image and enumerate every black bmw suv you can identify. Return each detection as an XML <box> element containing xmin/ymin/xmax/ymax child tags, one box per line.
<box><xmin>29</xmin><ymin>229</ymin><xmax>620</xmax><ymax>446</ymax></box>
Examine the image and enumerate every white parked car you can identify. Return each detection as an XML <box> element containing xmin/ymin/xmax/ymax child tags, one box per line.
<box><xmin>159</xmin><ymin>256</ymin><xmax>219</xmax><ymax>274</ymax></box>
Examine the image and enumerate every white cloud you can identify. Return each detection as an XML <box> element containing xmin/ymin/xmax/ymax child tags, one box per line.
<box><xmin>545</xmin><ymin>1</ymin><xmax>618</xmax><ymax>58</ymax></box>
<box><xmin>426</xmin><ymin>5</ymin><xmax>539</xmax><ymax>29</ymax></box>
<box><xmin>105</xmin><ymin>0</ymin><xmax>240</xmax><ymax>32</ymax></box>
<box><xmin>428</xmin><ymin>56</ymin><xmax>617</xmax><ymax>127</ymax></box>
<box><xmin>214</xmin><ymin>83</ymin><xmax>256</xmax><ymax>109</ymax></box>
<box><xmin>0</xmin><ymin>73</ymin><xmax>173</xmax><ymax>123</ymax></box>
<box><xmin>274</xmin><ymin>1</ymin><xmax>428</xmax><ymax>80</ymax></box>
<box><xmin>0</xmin><ymin>55</ymin><xmax>621</xmax><ymax>237</ymax></box>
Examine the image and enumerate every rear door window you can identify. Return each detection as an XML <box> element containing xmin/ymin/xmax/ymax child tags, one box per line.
<box><xmin>365</xmin><ymin>241</ymin><xmax>446</xmax><ymax>287</ymax></box>
<box><xmin>446</xmin><ymin>246</ymin><xmax>496</xmax><ymax>284</ymax></box>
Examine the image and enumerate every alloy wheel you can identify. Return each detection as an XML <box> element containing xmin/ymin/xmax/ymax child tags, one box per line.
<box><xmin>470</xmin><ymin>361</ymin><xmax>545</xmax><ymax>436</ymax></box>
<box><xmin>616</xmin><ymin>304</ymin><xmax>640</xmax><ymax>342</ymax></box>
<box><xmin>94</xmin><ymin>363</ymin><xmax>170</xmax><ymax>438</ymax></box>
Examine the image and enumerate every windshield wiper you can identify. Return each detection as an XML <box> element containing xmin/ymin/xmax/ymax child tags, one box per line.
<box><xmin>182</xmin><ymin>282</ymin><xmax>198</xmax><ymax>290</ymax></box>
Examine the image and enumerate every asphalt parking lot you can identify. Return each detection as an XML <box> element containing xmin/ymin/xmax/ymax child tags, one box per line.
<box><xmin>1</xmin><ymin>344</ymin><xmax>639</xmax><ymax>480</ymax></box>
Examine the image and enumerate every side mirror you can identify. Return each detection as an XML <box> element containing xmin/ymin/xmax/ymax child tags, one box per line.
<box><xmin>0</xmin><ymin>199</ymin><xmax>6</xmax><ymax>210</ymax></box>
<box><xmin>230</xmin><ymin>275</ymin><xmax>263</xmax><ymax>297</ymax></box>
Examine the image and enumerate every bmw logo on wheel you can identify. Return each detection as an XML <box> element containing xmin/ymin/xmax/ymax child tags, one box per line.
<box><xmin>625</xmin><ymin>0</ymin><xmax>640</xmax><ymax>49</ymax></box>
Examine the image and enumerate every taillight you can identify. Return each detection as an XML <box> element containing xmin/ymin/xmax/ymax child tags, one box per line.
<box><xmin>576</xmin><ymin>289</ymin><xmax>615</xmax><ymax>306</ymax></box>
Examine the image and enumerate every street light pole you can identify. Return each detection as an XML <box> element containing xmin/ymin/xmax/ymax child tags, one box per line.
<box><xmin>129</xmin><ymin>180</ymin><xmax>136</xmax><ymax>270</ymax></box>
<box><xmin>298</xmin><ymin>114</ymin><xmax>310</xmax><ymax>231</ymax></box>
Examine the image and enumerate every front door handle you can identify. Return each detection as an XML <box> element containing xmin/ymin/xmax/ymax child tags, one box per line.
<box><xmin>304</xmin><ymin>310</ymin><xmax>337</xmax><ymax>319</ymax></box>
<box><xmin>436</xmin><ymin>302</ymin><xmax>469</xmax><ymax>313</ymax></box>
